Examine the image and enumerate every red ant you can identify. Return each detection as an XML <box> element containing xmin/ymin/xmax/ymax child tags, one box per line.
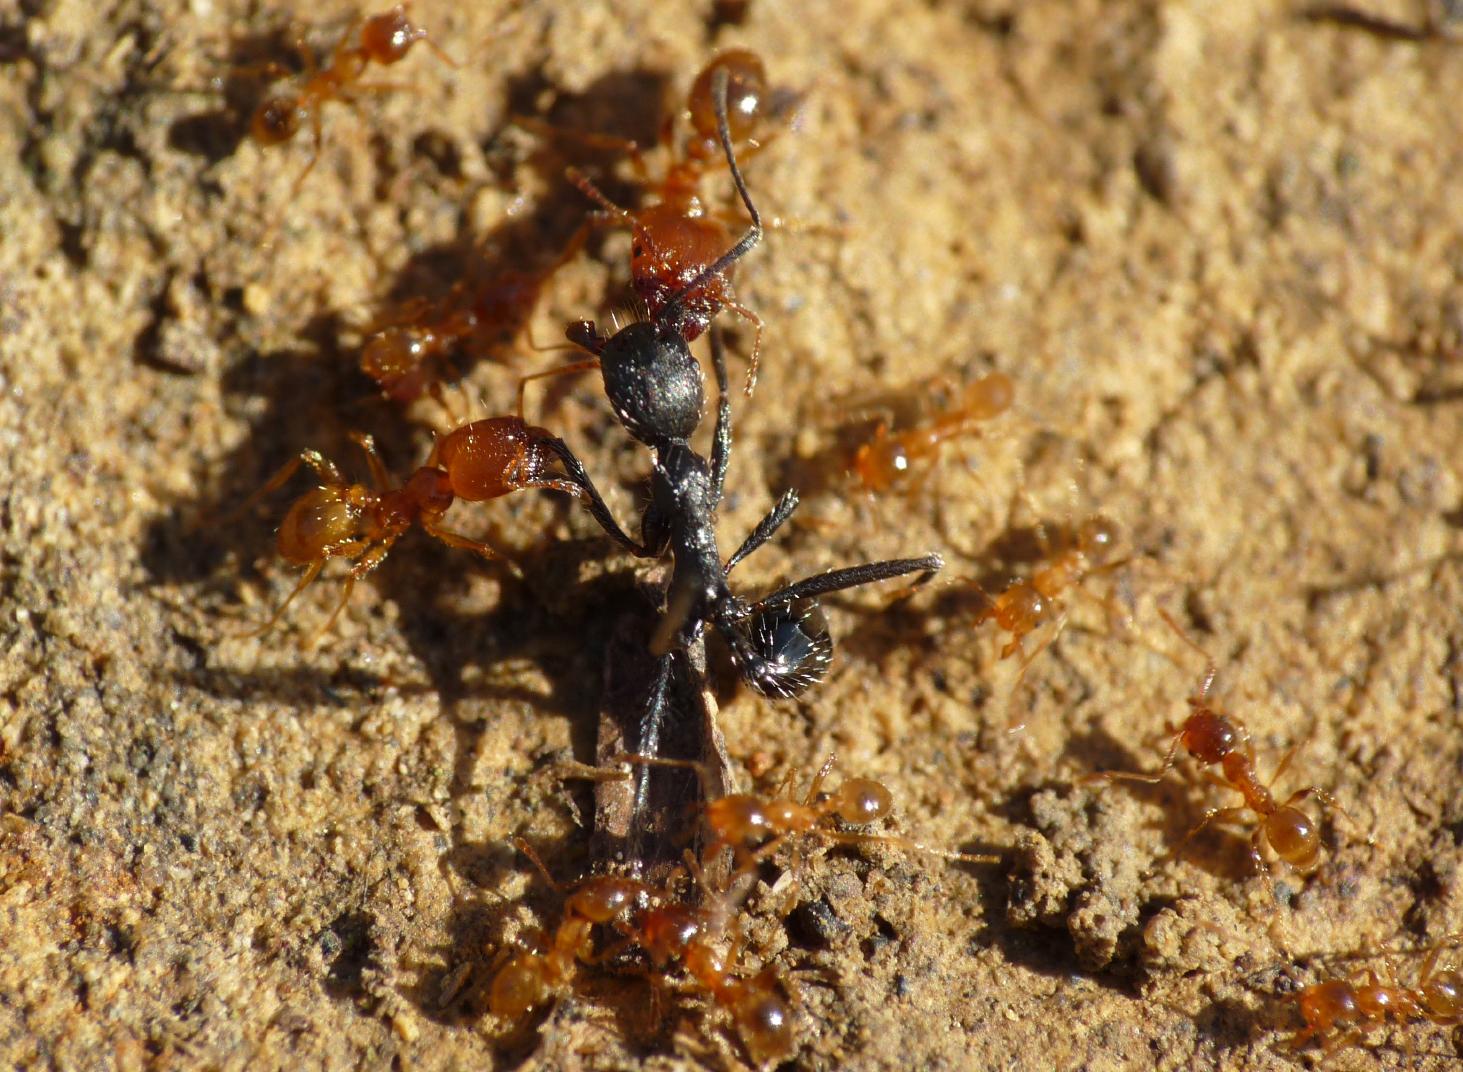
<box><xmin>844</xmin><ymin>370</ymin><xmax>1015</xmax><ymax>493</ymax></box>
<box><xmin>487</xmin><ymin>845</ymin><xmax>649</xmax><ymax>1020</ymax></box>
<box><xmin>531</xmin><ymin>50</ymin><xmax>773</xmax><ymax>393</ymax></box>
<box><xmin>232</xmin><ymin>415</ymin><xmax>583</xmax><ymax>643</ymax></box>
<box><xmin>628</xmin><ymin>754</ymin><xmax>1000</xmax><ymax>874</ymax></box>
<box><xmin>358</xmin><ymin>228</ymin><xmax>589</xmax><ymax>406</ymax></box>
<box><xmin>1084</xmin><ymin>610</ymin><xmax>1349</xmax><ymax>892</ymax></box>
<box><xmin>489</xmin><ymin>840</ymin><xmax>794</xmax><ymax>1063</ymax></box>
<box><xmin>968</xmin><ymin>513</ymin><xmax>1123</xmax><ymax>665</ymax></box>
<box><xmin>1288</xmin><ymin>936</ymin><xmax>1463</xmax><ymax>1062</ymax></box>
<box><xmin>243</xmin><ymin>3</ymin><xmax>454</xmax><ymax>188</ymax></box>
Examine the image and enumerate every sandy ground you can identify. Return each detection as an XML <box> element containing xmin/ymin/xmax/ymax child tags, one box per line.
<box><xmin>3</xmin><ymin>0</ymin><xmax>1463</xmax><ymax>1069</ymax></box>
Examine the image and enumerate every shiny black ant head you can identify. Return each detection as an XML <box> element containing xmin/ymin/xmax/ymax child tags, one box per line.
<box><xmin>731</xmin><ymin>600</ymin><xmax>832</xmax><ymax>699</ymax></box>
<box><xmin>568</xmin><ymin>319</ymin><xmax>705</xmax><ymax>447</ymax></box>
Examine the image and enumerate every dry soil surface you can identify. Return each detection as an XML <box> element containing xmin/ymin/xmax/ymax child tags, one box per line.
<box><xmin>2</xmin><ymin>1</ymin><xmax>1463</xmax><ymax>1070</ymax></box>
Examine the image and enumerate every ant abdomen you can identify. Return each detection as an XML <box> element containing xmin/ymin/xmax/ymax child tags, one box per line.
<box><xmin>738</xmin><ymin>601</ymin><xmax>833</xmax><ymax>698</ymax></box>
<box><xmin>487</xmin><ymin>952</ymin><xmax>551</xmax><ymax>1020</ymax></box>
<box><xmin>827</xmin><ymin>778</ymin><xmax>893</xmax><ymax>825</ymax></box>
<box><xmin>276</xmin><ymin>488</ymin><xmax>363</xmax><ymax>563</ymax></box>
<box><xmin>687</xmin><ymin>49</ymin><xmax>767</xmax><ymax>150</ymax></box>
<box><xmin>1264</xmin><ymin>806</ymin><xmax>1320</xmax><ymax>870</ymax></box>
<box><xmin>250</xmin><ymin>97</ymin><xmax>307</xmax><ymax>145</ymax></box>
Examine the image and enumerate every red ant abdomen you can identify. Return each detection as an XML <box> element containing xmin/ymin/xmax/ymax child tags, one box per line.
<box><xmin>276</xmin><ymin>488</ymin><xmax>363</xmax><ymax>563</ymax></box>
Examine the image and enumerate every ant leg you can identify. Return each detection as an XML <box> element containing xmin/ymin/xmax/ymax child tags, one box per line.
<box><xmin>1174</xmin><ymin>805</ymin><xmax>1252</xmax><ymax>857</ymax></box>
<box><xmin>538</xmin><ymin>437</ymin><xmax>652</xmax><ymax>557</ymax></box>
<box><xmin>724</xmin><ymin>489</ymin><xmax>799</xmax><ymax>575</ymax></box>
<box><xmin>421</xmin><ymin>520</ymin><xmax>507</xmax><ymax>561</ymax></box>
<box><xmin>289</xmin><ymin>103</ymin><xmax>325</xmax><ymax>193</ymax></box>
<box><xmin>820</xmin><ymin>830</ymin><xmax>1003</xmax><ymax>866</ymax></box>
<box><xmin>631</xmin><ymin>654</ymin><xmax>674</xmax><ymax>819</ymax></box>
<box><xmin>1281</xmin><ymin>786</ymin><xmax>1352</xmax><ymax>825</ymax></box>
<box><xmin>233</xmin><ymin>559</ymin><xmax>325</xmax><ymax>638</ymax></box>
<box><xmin>1081</xmin><ymin>726</ymin><xmax>1189</xmax><ymax>787</ymax></box>
<box><xmin>749</xmin><ymin>554</ymin><xmax>944</xmax><ymax>615</ymax></box>
<box><xmin>1268</xmin><ymin>744</ymin><xmax>1301</xmax><ymax>787</ymax></box>
<box><xmin>516</xmin><ymin>359</ymin><xmax>601</xmax><ymax>422</ymax></box>
<box><xmin>708</xmin><ymin>323</ymin><xmax>733</xmax><ymax>507</ymax></box>
<box><xmin>724</xmin><ymin>302</ymin><xmax>764</xmax><ymax>397</ymax></box>
<box><xmin>802</xmin><ymin>755</ymin><xmax>839</xmax><ymax>804</ymax></box>
<box><xmin>349</xmin><ymin>432</ymin><xmax>392</xmax><ymax>491</ymax></box>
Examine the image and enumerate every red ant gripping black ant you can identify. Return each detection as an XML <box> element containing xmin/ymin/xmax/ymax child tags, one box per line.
<box><xmin>529</xmin><ymin>70</ymin><xmax>943</xmax><ymax>821</ymax></box>
<box><xmin>1084</xmin><ymin>610</ymin><xmax>1349</xmax><ymax>892</ymax></box>
<box><xmin>532</xmin><ymin>50</ymin><xmax>773</xmax><ymax>394</ymax></box>
<box><xmin>230</xmin><ymin>413</ymin><xmax>617</xmax><ymax>643</ymax></box>
<box><xmin>245</xmin><ymin>3</ymin><xmax>454</xmax><ymax>188</ymax></box>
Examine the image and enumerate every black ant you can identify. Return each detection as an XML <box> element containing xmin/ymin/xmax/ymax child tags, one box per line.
<box><xmin>242</xmin><ymin>3</ymin><xmax>455</xmax><ymax>189</ymax></box>
<box><xmin>528</xmin><ymin>68</ymin><xmax>943</xmax><ymax>826</ymax></box>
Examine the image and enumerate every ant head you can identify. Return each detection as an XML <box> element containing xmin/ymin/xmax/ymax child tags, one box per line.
<box><xmin>731</xmin><ymin>600</ymin><xmax>832</xmax><ymax>699</ymax></box>
<box><xmin>597</xmin><ymin>321</ymin><xmax>706</xmax><ymax>446</ymax></box>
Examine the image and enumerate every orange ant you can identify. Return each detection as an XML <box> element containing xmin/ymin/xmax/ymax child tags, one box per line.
<box><xmin>358</xmin><ymin>227</ymin><xmax>589</xmax><ymax>406</ymax></box>
<box><xmin>845</xmin><ymin>370</ymin><xmax>1015</xmax><ymax>493</ymax></box>
<box><xmin>970</xmin><ymin>514</ymin><xmax>1123</xmax><ymax>662</ymax></box>
<box><xmin>487</xmin><ymin>842</ymin><xmax>649</xmax><ymax>1020</ymax></box>
<box><xmin>1085</xmin><ymin>610</ymin><xmax>1349</xmax><ymax>891</ymax></box>
<box><xmin>1287</xmin><ymin>936</ymin><xmax>1463</xmax><ymax>1061</ymax></box>
<box><xmin>233</xmin><ymin>415</ymin><xmax>584</xmax><ymax>642</ymax></box>
<box><xmin>532</xmin><ymin>50</ymin><xmax>773</xmax><ymax>393</ymax></box>
<box><xmin>624</xmin><ymin>754</ymin><xmax>1000</xmax><ymax>874</ymax></box>
<box><xmin>488</xmin><ymin>840</ymin><xmax>793</xmax><ymax>1063</ymax></box>
<box><xmin>243</xmin><ymin>3</ymin><xmax>454</xmax><ymax>188</ymax></box>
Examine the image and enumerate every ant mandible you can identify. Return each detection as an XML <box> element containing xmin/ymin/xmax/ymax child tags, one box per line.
<box><xmin>245</xmin><ymin>3</ymin><xmax>454</xmax><ymax>188</ymax></box>
<box><xmin>540</xmin><ymin>50</ymin><xmax>772</xmax><ymax>394</ymax></box>
<box><xmin>1287</xmin><ymin>936</ymin><xmax>1462</xmax><ymax>1061</ymax></box>
<box><xmin>847</xmin><ymin>370</ymin><xmax>1015</xmax><ymax>493</ymax></box>
<box><xmin>1084</xmin><ymin>610</ymin><xmax>1349</xmax><ymax>892</ymax></box>
<box><xmin>232</xmin><ymin>412</ymin><xmax>602</xmax><ymax>643</ymax></box>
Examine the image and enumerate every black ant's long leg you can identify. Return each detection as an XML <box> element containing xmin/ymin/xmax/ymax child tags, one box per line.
<box><xmin>725</xmin><ymin>488</ymin><xmax>799</xmax><ymax>575</ymax></box>
<box><xmin>632</xmin><ymin>651</ymin><xmax>674</xmax><ymax>820</ymax></box>
<box><xmin>659</xmin><ymin>67</ymin><xmax>762</xmax><ymax>332</ymax></box>
<box><xmin>708</xmin><ymin>323</ymin><xmax>733</xmax><ymax>508</ymax></box>
<box><xmin>540</xmin><ymin>436</ymin><xmax>654</xmax><ymax>557</ymax></box>
<box><xmin>749</xmin><ymin>554</ymin><xmax>945</xmax><ymax>614</ymax></box>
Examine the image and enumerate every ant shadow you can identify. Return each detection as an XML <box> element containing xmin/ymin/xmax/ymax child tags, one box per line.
<box><xmin>166</xmin><ymin>26</ymin><xmax>307</xmax><ymax>168</ymax></box>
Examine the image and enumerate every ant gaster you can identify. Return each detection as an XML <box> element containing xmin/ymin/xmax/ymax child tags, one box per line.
<box><xmin>531</xmin><ymin>69</ymin><xmax>943</xmax><ymax>815</ymax></box>
<box><xmin>1084</xmin><ymin>610</ymin><xmax>1348</xmax><ymax>892</ymax></box>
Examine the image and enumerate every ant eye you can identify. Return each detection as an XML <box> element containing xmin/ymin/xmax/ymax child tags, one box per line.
<box><xmin>737</xmin><ymin>601</ymin><xmax>832</xmax><ymax>698</ymax></box>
